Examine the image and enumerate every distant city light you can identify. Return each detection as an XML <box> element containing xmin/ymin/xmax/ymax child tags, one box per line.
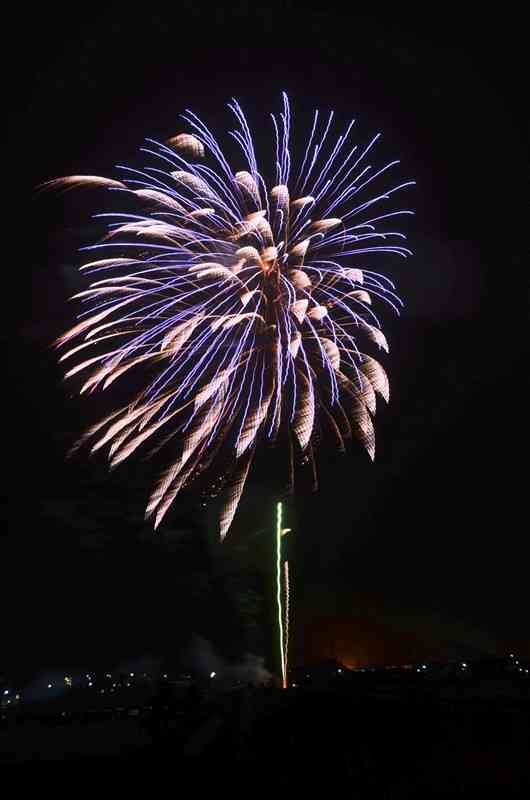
<box><xmin>47</xmin><ymin>684</ymin><xmax>52</xmax><ymax>689</ymax></box>
<box><xmin>337</xmin><ymin>669</ymin><xmax>342</xmax><ymax>674</ymax></box>
<box><xmin>88</xmin><ymin>682</ymin><xmax>93</xmax><ymax>687</ymax></box>
<box><xmin>3</xmin><ymin>690</ymin><xmax>8</xmax><ymax>695</ymax></box>
<box><xmin>461</xmin><ymin>663</ymin><xmax>467</xmax><ymax>668</ymax></box>
<box><xmin>210</xmin><ymin>672</ymin><xmax>216</xmax><ymax>679</ymax></box>
<box><xmin>130</xmin><ymin>673</ymin><xmax>134</xmax><ymax>677</ymax></box>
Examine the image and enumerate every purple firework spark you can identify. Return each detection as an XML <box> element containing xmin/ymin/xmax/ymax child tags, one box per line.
<box><xmin>49</xmin><ymin>93</ymin><xmax>414</xmax><ymax>537</ymax></box>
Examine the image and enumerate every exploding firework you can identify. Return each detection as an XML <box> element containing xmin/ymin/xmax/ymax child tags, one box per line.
<box><xmin>48</xmin><ymin>93</ymin><xmax>414</xmax><ymax>537</ymax></box>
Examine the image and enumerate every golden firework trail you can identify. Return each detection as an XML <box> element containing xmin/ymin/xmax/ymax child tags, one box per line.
<box><xmin>276</xmin><ymin>501</ymin><xmax>286</xmax><ymax>687</ymax></box>
<box><xmin>284</xmin><ymin>559</ymin><xmax>290</xmax><ymax>689</ymax></box>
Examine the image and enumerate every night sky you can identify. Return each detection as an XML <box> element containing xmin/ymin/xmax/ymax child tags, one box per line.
<box><xmin>5</xmin><ymin>2</ymin><xmax>528</xmax><ymax>681</ymax></box>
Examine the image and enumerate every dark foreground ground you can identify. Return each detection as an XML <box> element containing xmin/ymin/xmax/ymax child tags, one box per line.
<box><xmin>2</xmin><ymin>674</ymin><xmax>529</xmax><ymax>795</ymax></box>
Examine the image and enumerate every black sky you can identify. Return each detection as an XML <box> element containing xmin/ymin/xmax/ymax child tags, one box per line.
<box><xmin>5</xmin><ymin>2</ymin><xmax>529</xmax><ymax>680</ymax></box>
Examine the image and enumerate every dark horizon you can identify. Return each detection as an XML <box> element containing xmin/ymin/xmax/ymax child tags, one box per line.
<box><xmin>5</xmin><ymin>3</ymin><xmax>528</xmax><ymax>683</ymax></box>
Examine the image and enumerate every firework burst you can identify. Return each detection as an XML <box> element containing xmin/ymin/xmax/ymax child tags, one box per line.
<box><xmin>48</xmin><ymin>93</ymin><xmax>414</xmax><ymax>537</ymax></box>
